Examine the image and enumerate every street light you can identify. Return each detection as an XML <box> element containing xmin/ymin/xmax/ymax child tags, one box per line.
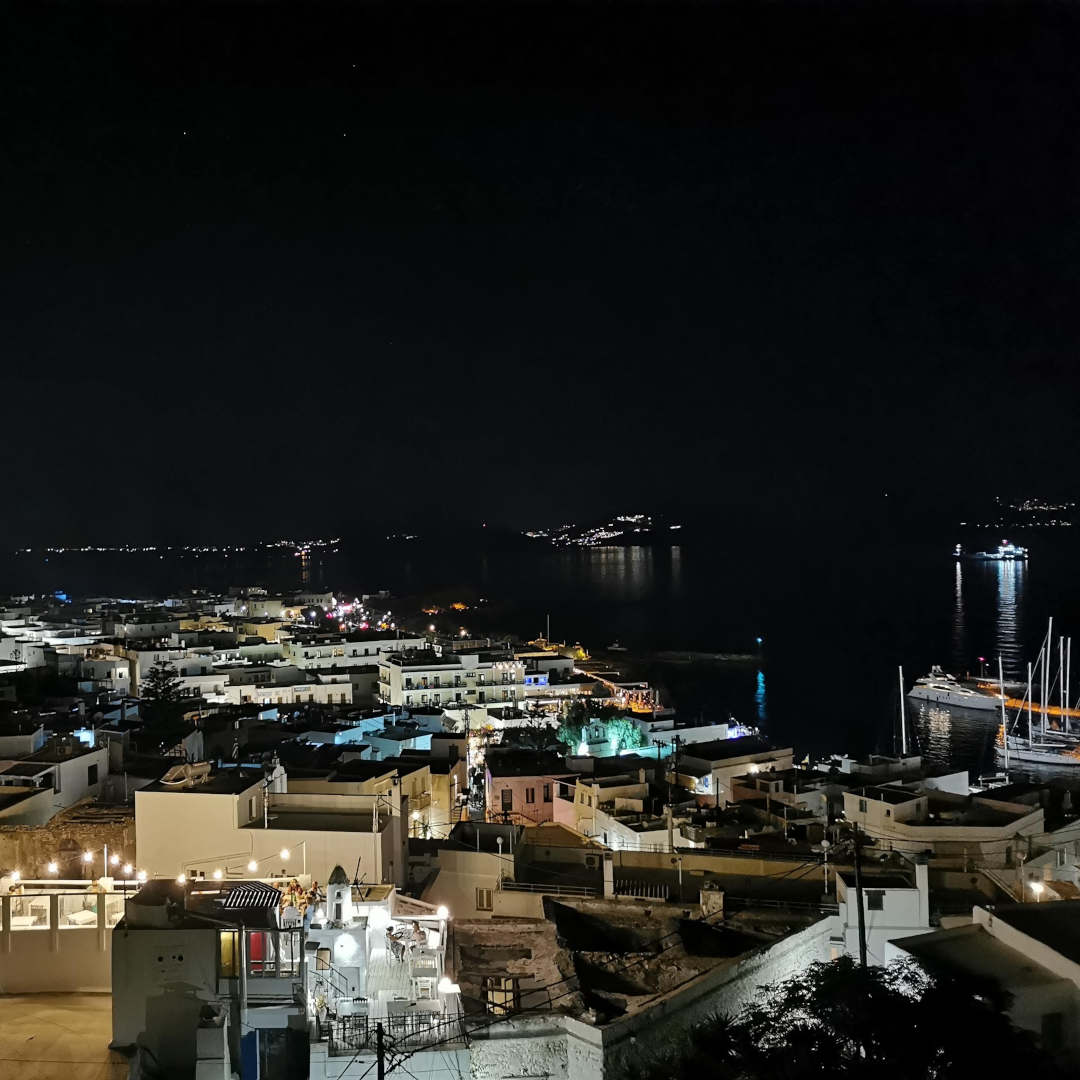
<box><xmin>46</xmin><ymin>861</ymin><xmax>58</xmax><ymax>875</ymax></box>
<box><xmin>1030</xmin><ymin>880</ymin><xmax>1045</xmax><ymax>903</ymax></box>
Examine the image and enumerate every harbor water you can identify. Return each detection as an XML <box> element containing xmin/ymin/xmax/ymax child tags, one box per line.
<box><xmin>4</xmin><ymin>530</ymin><xmax>1080</xmax><ymax>781</ymax></box>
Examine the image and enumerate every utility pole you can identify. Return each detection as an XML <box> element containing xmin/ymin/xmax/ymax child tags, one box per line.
<box><xmin>376</xmin><ymin>1021</ymin><xmax>385</xmax><ymax>1080</ymax></box>
<box><xmin>852</xmin><ymin>832</ymin><xmax>868</xmax><ymax>968</ymax></box>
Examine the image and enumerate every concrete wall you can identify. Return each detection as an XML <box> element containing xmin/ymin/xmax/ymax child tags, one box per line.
<box><xmin>111</xmin><ymin>925</ymin><xmax>219</xmax><ymax>1050</ymax></box>
<box><xmin>422</xmin><ymin>849</ymin><xmax>506</xmax><ymax>919</ymax></box>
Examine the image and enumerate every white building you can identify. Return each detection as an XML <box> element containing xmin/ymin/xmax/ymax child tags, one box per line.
<box><xmin>378</xmin><ymin>649</ymin><xmax>526</xmax><ymax>712</ymax></box>
<box><xmin>890</xmin><ymin>901</ymin><xmax>1080</xmax><ymax>1062</ymax></box>
<box><xmin>843</xmin><ymin>785</ymin><xmax>1044</xmax><ymax>868</ymax></box>
<box><xmin>0</xmin><ymin>741</ymin><xmax>109</xmax><ymax>825</ymax></box>
<box><xmin>287</xmin><ymin>635</ymin><xmax>424</xmax><ymax>672</ymax></box>
<box><xmin>829</xmin><ymin>863</ymin><xmax>929</xmax><ymax>965</ymax></box>
<box><xmin>135</xmin><ymin>763</ymin><xmax>410</xmax><ymax>887</ymax></box>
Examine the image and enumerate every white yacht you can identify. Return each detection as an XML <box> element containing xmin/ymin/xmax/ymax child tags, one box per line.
<box><xmin>906</xmin><ymin>666</ymin><xmax>1000</xmax><ymax>711</ymax></box>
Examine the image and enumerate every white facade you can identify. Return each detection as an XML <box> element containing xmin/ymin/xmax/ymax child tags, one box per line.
<box><xmin>287</xmin><ymin>636</ymin><xmax>424</xmax><ymax>671</ymax></box>
<box><xmin>830</xmin><ymin>864</ymin><xmax>929</xmax><ymax>965</ymax></box>
<box><xmin>379</xmin><ymin>651</ymin><xmax>526</xmax><ymax>711</ymax></box>
<box><xmin>843</xmin><ymin>787</ymin><xmax>1044</xmax><ymax>868</ymax></box>
<box><xmin>135</xmin><ymin>769</ymin><xmax>409</xmax><ymax>887</ymax></box>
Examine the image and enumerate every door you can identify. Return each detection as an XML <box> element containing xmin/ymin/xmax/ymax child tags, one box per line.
<box><xmin>501</xmin><ymin>788</ymin><xmax>513</xmax><ymax>812</ymax></box>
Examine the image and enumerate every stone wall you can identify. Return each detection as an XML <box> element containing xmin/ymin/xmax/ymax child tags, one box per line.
<box><xmin>0</xmin><ymin>800</ymin><xmax>135</xmax><ymax>877</ymax></box>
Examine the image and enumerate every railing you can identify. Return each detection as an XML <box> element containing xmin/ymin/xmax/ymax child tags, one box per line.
<box><xmin>723</xmin><ymin>895</ymin><xmax>839</xmax><ymax>914</ymax></box>
<box><xmin>613</xmin><ymin>879</ymin><xmax>669</xmax><ymax>901</ymax></box>
<box><xmin>328</xmin><ymin>1014</ymin><xmax>467</xmax><ymax>1056</ymax></box>
<box><xmin>497</xmin><ymin>880</ymin><xmax>596</xmax><ymax>898</ymax></box>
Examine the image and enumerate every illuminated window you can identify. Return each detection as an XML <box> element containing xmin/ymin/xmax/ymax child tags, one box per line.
<box><xmin>219</xmin><ymin>931</ymin><xmax>239</xmax><ymax>977</ymax></box>
<box><xmin>476</xmin><ymin>888</ymin><xmax>493</xmax><ymax>912</ymax></box>
<box><xmin>483</xmin><ymin>975</ymin><xmax>520</xmax><ymax>1015</ymax></box>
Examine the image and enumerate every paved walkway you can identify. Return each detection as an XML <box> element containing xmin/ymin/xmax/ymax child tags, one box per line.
<box><xmin>0</xmin><ymin>994</ymin><xmax>127</xmax><ymax>1080</ymax></box>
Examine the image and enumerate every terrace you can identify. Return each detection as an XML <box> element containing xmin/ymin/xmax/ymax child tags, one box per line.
<box><xmin>305</xmin><ymin>876</ymin><xmax>461</xmax><ymax>1056</ymax></box>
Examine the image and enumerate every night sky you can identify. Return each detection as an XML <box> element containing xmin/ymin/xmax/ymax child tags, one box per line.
<box><xmin>7</xmin><ymin>2</ymin><xmax>1080</xmax><ymax>544</ymax></box>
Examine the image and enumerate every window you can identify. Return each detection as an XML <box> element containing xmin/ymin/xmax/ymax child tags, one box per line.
<box><xmin>483</xmin><ymin>975</ymin><xmax>520</xmax><ymax>1015</ymax></box>
<box><xmin>219</xmin><ymin>930</ymin><xmax>239</xmax><ymax>977</ymax></box>
<box><xmin>10</xmin><ymin>896</ymin><xmax>49</xmax><ymax>929</ymax></box>
<box><xmin>525</xmin><ymin>788</ymin><xmax>535</xmax><ymax>804</ymax></box>
<box><xmin>885</xmin><ymin>808</ymin><xmax>891</xmax><ymax>817</ymax></box>
<box><xmin>858</xmin><ymin>799</ymin><xmax>868</xmax><ymax>814</ymax></box>
<box><xmin>866</xmin><ymin>890</ymin><xmax>884</xmax><ymax>911</ymax></box>
<box><xmin>543</xmin><ymin>784</ymin><xmax>551</xmax><ymax>803</ymax></box>
<box><xmin>60</xmin><ymin>893</ymin><xmax>98</xmax><ymax>928</ymax></box>
<box><xmin>87</xmin><ymin>763</ymin><xmax>98</xmax><ymax>787</ymax></box>
<box><xmin>476</xmin><ymin>888</ymin><xmax>493</xmax><ymax>912</ymax></box>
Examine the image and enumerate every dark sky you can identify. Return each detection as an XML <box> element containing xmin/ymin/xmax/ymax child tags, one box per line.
<box><xmin>6</xmin><ymin>1</ymin><xmax>1080</xmax><ymax>544</ymax></box>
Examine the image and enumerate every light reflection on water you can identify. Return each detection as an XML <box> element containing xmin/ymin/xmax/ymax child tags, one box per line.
<box><xmin>755</xmin><ymin>669</ymin><xmax>767</xmax><ymax>724</ymax></box>
<box><xmin>912</xmin><ymin>699</ymin><xmax>999</xmax><ymax>776</ymax></box>
<box><xmin>950</xmin><ymin>561</ymin><xmax>965</xmax><ymax>672</ymax></box>
<box><xmin>993</xmin><ymin>560</ymin><xmax>1025</xmax><ymax>679</ymax></box>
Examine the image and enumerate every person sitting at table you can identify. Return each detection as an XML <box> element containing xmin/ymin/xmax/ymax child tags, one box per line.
<box><xmin>386</xmin><ymin>925</ymin><xmax>406</xmax><ymax>962</ymax></box>
<box><xmin>407</xmin><ymin>920</ymin><xmax>428</xmax><ymax>948</ymax></box>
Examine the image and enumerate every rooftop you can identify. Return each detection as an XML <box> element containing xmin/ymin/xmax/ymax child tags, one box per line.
<box><xmin>140</xmin><ymin>769</ymin><xmax>264</xmax><ymax>795</ymax></box>
<box><xmin>990</xmin><ymin>900</ymin><xmax>1080</xmax><ymax>966</ymax></box>
<box><xmin>243</xmin><ymin>809</ymin><xmax>393</xmax><ymax>833</ymax></box>
<box><xmin>898</xmin><ymin>922</ymin><xmax>1073</xmax><ymax>989</ymax></box>
<box><xmin>857</xmin><ymin>785</ymin><xmax>923</xmax><ymax>805</ymax></box>
<box><xmin>487</xmin><ymin>750</ymin><xmax>573</xmax><ymax>779</ymax></box>
<box><xmin>680</xmin><ymin>736</ymin><xmax>777</xmax><ymax>762</ymax></box>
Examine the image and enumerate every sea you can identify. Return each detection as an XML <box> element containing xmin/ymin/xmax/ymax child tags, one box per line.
<box><xmin>4</xmin><ymin>529</ymin><xmax>1080</xmax><ymax>784</ymax></box>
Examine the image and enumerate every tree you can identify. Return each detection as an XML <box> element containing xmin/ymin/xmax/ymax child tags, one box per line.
<box><xmin>140</xmin><ymin>660</ymin><xmax>184</xmax><ymax>727</ymax></box>
<box><xmin>604</xmin><ymin>715</ymin><xmax>644</xmax><ymax>753</ymax></box>
<box><xmin>632</xmin><ymin>956</ymin><xmax>1067</xmax><ymax>1080</ymax></box>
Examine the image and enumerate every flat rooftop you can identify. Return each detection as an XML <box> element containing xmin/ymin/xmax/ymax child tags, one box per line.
<box><xmin>681</xmin><ymin>736</ymin><xmax>777</xmax><ymax>761</ymax></box>
<box><xmin>0</xmin><ymin>993</ymin><xmax>127</xmax><ymax>1078</ymax></box>
<box><xmin>991</xmin><ymin>900</ymin><xmax>1080</xmax><ymax>966</ymax></box>
<box><xmin>859</xmin><ymin>785</ymin><xmax>922</xmax><ymax>805</ymax></box>
<box><xmin>140</xmin><ymin>770</ymin><xmax>263</xmax><ymax>795</ymax></box>
<box><xmin>898</xmin><ymin>922</ymin><xmax>1072</xmax><ymax>989</ymax></box>
<box><xmin>244</xmin><ymin>809</ymin><xmax>393</xmax><ymax>832</ymax></box>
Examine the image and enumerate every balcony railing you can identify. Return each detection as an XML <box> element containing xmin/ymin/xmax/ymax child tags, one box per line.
<box><xmin>327</xmin><ymin>1013</ymin><xmax>467</xmax><ymax>1056</ymax></box>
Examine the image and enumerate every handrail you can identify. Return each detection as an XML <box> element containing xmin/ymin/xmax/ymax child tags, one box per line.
<box><xmin>496</xmin><ymin>880</ymin><xmax>596</xmax><ymax>896</ymax></box>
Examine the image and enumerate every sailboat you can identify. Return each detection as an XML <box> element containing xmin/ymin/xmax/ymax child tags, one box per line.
<box><xmin>995</xmin><ymin>618</ymin><xmax>1080</xmax><ymax>767</ymax></box>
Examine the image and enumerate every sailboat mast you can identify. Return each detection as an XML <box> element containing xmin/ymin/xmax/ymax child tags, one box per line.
<box><xmin>1062</xmin><ymin>635</ymin><xmax>1071</xmax><ymax>738</ymax></box>
<box><xmin>898</xmin><ymin>666</ymin><xmax>907</xmax><ymax>756</ymax></box>
<box><xmin>1000</xmin><ymin>655</ymin><xmax>1009</xmax><ymax>775</ymax></box>
<box><xmin>1061</xmin><ymin>636</ymin><xmax>1066</xmax><ymax>727</ymax></box>
<box><xmin>1044</xmin><ymin>617</ymin><xmax>1053</xmax><ymax>737</ymax></box>
<box><xmin>1027</xmin><ymin>660</ymin><xmax>1033</xmax><ymax>745</ymax></box>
